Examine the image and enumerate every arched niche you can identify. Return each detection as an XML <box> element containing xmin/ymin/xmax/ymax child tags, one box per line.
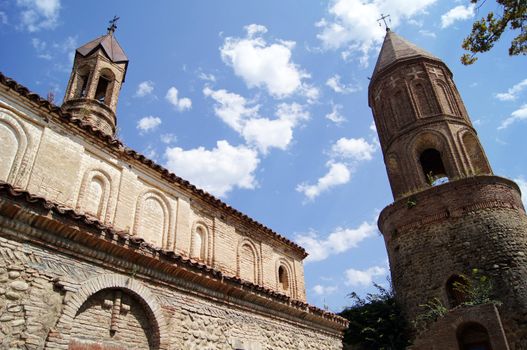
<box><xmin>0</xmin><ymin>110</ymin><xmax>29</xmax><ymax>184</ymax></box>
<box><xmin>133</xmin><ymin>190</ymin><xmax>171</xmax><ymax>249</ymax></box>
<box><xmin>457</xmin><ymin>322</ymin><xmax>493</xmax><ymax>350</ymax></box>
<box><xmin>190</xmin><ymin>221</ymin><xmax>211</xmax><ymax>263</ymax></box>
<box><xmin>76</xmin><ymin>169</ymin><xmax>112</xmax><ymax>222</ymax></box>
<box><xmin>459</xmin><ymin>130</ymin><xmax>491</xmax><ymax>175</ymax></box>
<box><xmin>411</xmin><ymin>80</ymin><xmax>438</xmax><ymax>117</ymax></box>
<box><xmin>434</xmin><ymin>80</ymin><xmax>456</xmax><ymax>116</ymax></box>
<box><xmin>44</xmin><ymin>274</ymin><xmax>168</xmax><ymax>350</ymax></box>
<box><xmin>237</xmin><ymin>238</ymin><xmax>261</xmax><ymax>285</ymax></box>
<box><xmin>390</xmin><ymin>88</ymin><xmax>415</xmax><ymax>127</ymax></box>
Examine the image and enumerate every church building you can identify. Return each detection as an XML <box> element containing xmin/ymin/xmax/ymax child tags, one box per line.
<box><xmin>370</xmin><ymin>29</ymin><xmax>527</xmax><ymax>349</ymax></box>
<box><xmin>0</xmin><ymin>23</ymin><xmax>347</xmax><ymax>349</ymax></box>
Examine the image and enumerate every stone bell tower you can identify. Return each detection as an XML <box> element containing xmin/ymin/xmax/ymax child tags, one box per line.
<box><xmin>369</xmin><ymin>29</ymin><xmax>527</xmax><ymax>349</ymax></box>
<box><xmin>62</xmin><ymin>18</ymin><xmax>128</xmax><ymax>136</ymax></box>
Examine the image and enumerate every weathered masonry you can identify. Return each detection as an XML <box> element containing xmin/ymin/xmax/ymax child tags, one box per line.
<box><xmin>0</xmin><ymin>25</ymin><xmax>347</xmax><ymax>349</ymax></box>
<box><xmin>370</xmin><ymin>29</ymin><xmax>527</xmax><ymax>349</ymax></box>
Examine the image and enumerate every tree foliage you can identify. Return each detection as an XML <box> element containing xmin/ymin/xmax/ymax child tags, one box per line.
<box><xmin>338</xmin><ymin>284</ymin><xmax>410</xmax><ymax>350</ymax></box>
<box><xmin>461</xmin><ymin>0</ymin><xmax>527</xmax><ymax>65</ymax></box>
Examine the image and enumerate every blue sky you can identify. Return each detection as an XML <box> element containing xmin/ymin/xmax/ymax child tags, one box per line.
<box><xmin>1</xmin><ymin>0</ymin><xmax>526</xmax><ymax>312</ymax></box>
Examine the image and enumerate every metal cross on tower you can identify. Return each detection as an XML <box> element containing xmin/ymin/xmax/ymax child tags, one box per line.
<box><xmin>377</xmin><ymin>13</ymin><xmax>391</xmax><ymax>32</ymax></box>
<box><xmin>107</xmin><ymin>15</ymin><xmax>120</xmax><ymax>34</ymax></box>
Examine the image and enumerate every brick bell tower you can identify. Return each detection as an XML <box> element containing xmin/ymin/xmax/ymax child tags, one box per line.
<box><xmin>369</xmin><ymin>29</ymin><xmax>527</xmax><ymax>349</ymax></box>
<box><xmin>62</xmin><ymin>17</ymin><xmax>128</xmax><ymax>136</ymax></box>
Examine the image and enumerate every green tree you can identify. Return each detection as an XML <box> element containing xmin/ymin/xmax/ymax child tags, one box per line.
<box><xmin>338</xmin><ymin>284</ymin><xmax>410</xmax><ymax>350</ymax></box>
<box><xmin>461</xmin><ymin>0</ymin><xmax>527</xmax><ymax>65</ymax></box>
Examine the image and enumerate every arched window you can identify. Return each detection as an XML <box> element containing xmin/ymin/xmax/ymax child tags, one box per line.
<box><xmin>457</xmin><ymin>323</ymin><xmax>492</xmax><ymax>350</ymax></box>
<box><xmin>278</xmin><ymin>265</ymin><xmax>289</xmax><ymax>292</ymax></box>
<box><xmin>420</xmin><ymin>148</ymin><xmax>449</xmax><ymax>185</ymax></box>
<box><xmin>94</xmin><ymin>69</ymin><xmax>115</xmax><ymax>105</ymax></box>
<box><xmin>75</xmin><ymin>66</ymin><xmax>90</xmax><ymax>98</ymax></box>
<box><xmin>446</xmin><ymin>275</ymin><xmax>468</xmax><ymax>308</ymax></box>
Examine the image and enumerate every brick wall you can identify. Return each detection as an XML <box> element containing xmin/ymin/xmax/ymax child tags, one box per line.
<box><xmin>0</xmin><ymin>91</ymin><xmax>306</xmax><ymax>300</ymax></box>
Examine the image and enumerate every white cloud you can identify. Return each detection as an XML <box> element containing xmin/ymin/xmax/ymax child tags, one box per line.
<box><xmin>419</xmin><ymin>30</ymin><xmax>437</xmax><ymax>38</ymax></box>
<box><xmin>316</xmin><ymin>0</ymin><xmax>437</xmax><ymax>66</ymax></box>
<box><xmin>198</xmin><ymin>72</ymin><xmax>216</xmax><ymax>82</ymax></box>
<box><xmin>160</xmin><ymin>133</ymin><xmax>177</xmax><ymax>144</ymax></box>
<box><xmin>331</xmin><ymin>137</ymin><xmax>376</xmax><ymax>161</ymax></box>
<box><xmin>204</xmin><ymin>87</ymin><xmax>308</xmax><ymax>154</ymax></box>
<box><xmin>441</xmin><ymin>4</ymin><xmax>475</xmax><ymax>29</ymax></box>
<box><xmin>345</xmin><ymin>266</ymin><xmax>387</xmax><ymax>287</ymax></box>
<box><xmin>203</xmin><ymin>87</ymin><xmax>259</xmax><ymax>131</ymax></box>
<box><xmin>514</xmin><ymin>177</ymin><xmax>527</xmax><ymax>208</ymax></box>
<box><xmin>296</xmin><ymin>162</ymin><xmax>351</xmax><ymax>201</ymax></box>
<box><xmin>244</xmin><ymin>23</ymin><xmax>268</xmax><ymax>38</ymax></box>
<box><xmin>495</xmin><ymin>78</ymin><xmax>527</xmax><ymax>101</ymax></box>
<box><xmin>326</xmin><ymin>74</ymin><xmax>360</xmax><ymax>94</ymax></box>
<box><xmin>136</xmin><ymin>81</ymin><xmax>154</xmax><ymax>97</ymax></box>
<box><xmin>312</xmin><ymin>284</ymin><xmax>338</xmax><ymax>296</ymax></box>
<box><xmin>166</xmin><ymin>87</ymin><xmax>192</xmax><ymax>111</ymax></box>
<box><xmin>164</xmin><ymin>140</ymin><xmax>259</xmax><ymax>197</ymax></box>
<box><xmin>326</xmin><ymin>104</ymin><xmax>346</xmax><ymax>125</ymax></box>
<box><xmin>16</xmin><ymin>0</ymin><xmax>61</xmax><ymax>32</ymax></box>
<box><xmin>295</xmin><ymin>221</ymin><xmax>377</xmax><ymax>262</ymax></box>
<box><xmin>221</xmin><ymin>24</ymin><xmax>308</xmax><ymax>98</ymax></box>
<box><xmin>137</xmin><ymin>116</ymin><xmax>161</xmax><ymax>133</ymax></box>
<box><xmin>498</xmin><ymin>104</ymin><xmax>527</xmax><ymax>130</ymax></box>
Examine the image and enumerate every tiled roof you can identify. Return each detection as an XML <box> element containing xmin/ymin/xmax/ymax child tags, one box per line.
<box><xmin>77</xmin><ymin>33</ymin><xmax>128</xmax><ymax>63</ymax></box>
<box><xmin>0</xmin><ymin>180</ymin><xmax>348</xmax><ymax>328</ymax></box>
<box><xmin>0</xmin><ymin>72</ymin><xmax>308</xmax><ymax>258</ymax></box>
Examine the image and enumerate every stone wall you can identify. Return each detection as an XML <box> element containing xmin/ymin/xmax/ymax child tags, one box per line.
<box><xmin>0</xmin><ymin>198</ymin><xmax>344</xmax><ymax>350</ymax></box>
<box><xmin>0</xmin><ymin>88</ymin><xmax>306</xmax><ymax>301</ymax></box>
<box><xmin>379</xmin><ymin>176</ymin><xmax>527</xmax><ymax>349</ymax></box>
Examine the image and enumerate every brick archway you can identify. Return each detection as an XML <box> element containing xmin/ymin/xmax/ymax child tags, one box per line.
<box><xmin>45</xmin><ymin>274</ymin><xmax>169</xmax><ymax>350</ymax></box>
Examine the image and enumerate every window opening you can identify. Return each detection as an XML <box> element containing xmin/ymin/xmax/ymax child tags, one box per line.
<box><xmin>94</xmin><ymin>76</ymin><xmax>110</xmax><ymax>104</ymax></box>
<box><xmin>420</xmin><ymin>148</ymin><xmax>448</xmax><ymax>185</ymax></box>
<box><xmin>278</xmin><ymin>266</ymin><xmax>289</xmax><ymax>291</ymax></box>
<box><xmin>76</xmin><ymin>74</ymin><xmax>89</xmax><ymax>98</ymax></box>
<box><xmin>457</xmin><ymin>323</ymin><xmax>492</xmax><ymax>350</ymax></box>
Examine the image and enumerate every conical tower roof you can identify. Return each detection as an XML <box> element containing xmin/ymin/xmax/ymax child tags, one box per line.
<box><xmin>371</xmin><ymin>30</ymin><xmax>440</xmax><ymax>79</ymax></box>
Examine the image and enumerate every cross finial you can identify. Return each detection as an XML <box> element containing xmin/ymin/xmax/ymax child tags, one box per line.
<box><xmin>107</xmin><ymin>15</ymin><xmax>120</xmax><ymax>34</ymax></box>
<box><xmin>377</xmin><ymin>13</ymin><xmax>391</xmax><ymax>32</ymax></box>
